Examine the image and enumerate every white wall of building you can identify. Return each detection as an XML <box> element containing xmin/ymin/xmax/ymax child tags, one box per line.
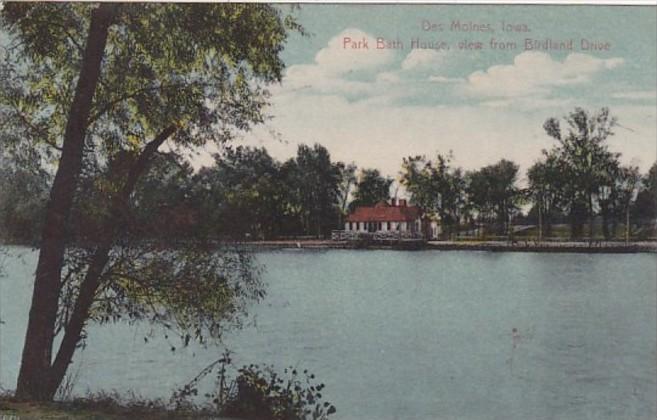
<box><xmin>345</xmin><ymin>219</ymin><xmax>432</xmax><ymax>235</ymax></box>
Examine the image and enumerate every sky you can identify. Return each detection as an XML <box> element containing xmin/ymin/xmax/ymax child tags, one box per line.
<box><xmin>196</xmin><ymin>4</ymin><xmax>657</xmax><ymax>182</ymax></box>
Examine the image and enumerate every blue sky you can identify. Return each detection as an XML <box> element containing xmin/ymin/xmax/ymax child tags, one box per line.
<box><xmin>2</xmin><ymin>3</ymin><xmax>653</xmax><ymax>179</ymax></box>
<box><xmin>224</xmin><ymin>4</ymin><xmax>657</xmax><ymax>180</ymax></box>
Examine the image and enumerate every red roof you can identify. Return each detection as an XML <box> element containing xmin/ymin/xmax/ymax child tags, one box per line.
<box><xmin>346</xmin><ymin>201</ymin><xmax>422</xmax><ymax>222</ymax></box>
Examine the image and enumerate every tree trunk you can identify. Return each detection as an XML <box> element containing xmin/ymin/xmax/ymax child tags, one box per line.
<box><xmin>625</xmin><ymin>205</ymin><xmax>631</xmax><ymax>244</ymax></box>
<box><xmin>569</xmin><ymin>207</ymin><xmax>576</xmax><ymax>238</ymax></box>
<box><xmin>537</xmin><ymin>199</ymin><xmax>543</xmax><ymax>243</ymax></box>
<box><xmin>611</xmin><ymin>215</ymin><xmax>618</xmax><ymax>239</ymax></box>
<box><xmin>45</xmin><ymin>125</ymin><xmax>177</xmax><ymax>399</ymax></box>
<box><xmin>601</xmin><ymin>203</ymin><xmax>610</xmax><ymax>240</ymax></box>
<box><xmin>506</xmin><ymin>202</ymin><xmax>513</xmax><ymax>242</ymax></box>
<box><xmin>588</xmin><ymin>192</ymin><xmax>594</xmax><ymax>243</ymax></box>
<box><xmin>15</xmin><ymin>4</ymin><xmax>117</xmax><ymax>401</ymax></box>
<box><xmin>545</xmin><ymin>219</ymin><xmax>553</xmax><ymax>238</ymax></box>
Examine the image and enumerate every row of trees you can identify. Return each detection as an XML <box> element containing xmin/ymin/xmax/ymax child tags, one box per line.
<box><xmin>532</xmin><ymin>107</ymin><xmax>655</xmax><ymax>241</ymax></box>
<box><xmin>400</xmin><ymin>108</ymin><xmax>656</xmax><ymax>241</ymax></box>
<box><xmin>3</xmin><ymin>133</ymin><xmax>655</xmax><ymax>246</ymax></box>
<box><xmin>0</xmin><ymin>143</ymin><xmax>395</xmax><ymax>242</ymax></box>
<box><xmin>400</xmin><ymin>155</ymin><xmax>519</xmax><ymax>238</ymax></box>
<box><xmin>2</xmin><ymin>109</ymin><xmax>656</xmax><ymax>244</ymax></box>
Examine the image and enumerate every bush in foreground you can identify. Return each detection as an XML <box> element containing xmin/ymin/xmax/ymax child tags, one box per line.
<box><xmin>172</xmin><ymin>352</ymin><xmax>336</xmax><ymax>420</ymax></box>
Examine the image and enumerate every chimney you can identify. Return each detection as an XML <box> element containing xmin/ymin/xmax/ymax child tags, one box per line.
<box><xmin>398</xmin><ymin>199</ymin><xmax>407</xmax><ymax>207</ymax></box>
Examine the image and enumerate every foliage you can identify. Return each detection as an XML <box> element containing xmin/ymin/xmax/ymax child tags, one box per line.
<box><xmin>57</xmin><ymin>244</ymin><xmax>264</xmax><ymax>345</ymax></box>
<box><xmin>192</xmin><ymin>147</ymin><xmax>289</xmax><ymax>240</ymax></box>
<box><xmin>633</xmin><ymin>162</ymin><xmax>657</xmax><ymax>221</ymax></box>
<box><xmin>1</xmin><ymin>2</ymin><xmax>301</xmax><ymax>400</ymax></box>
<box><xmin>350</xmin><ymin>168</ymin><xmax>393</xmax><ymax>210</ymax></box>
<box><xmin>336</xmin><ymin>162</ymin><xmax>357</xmax><ymax>220</ymax></box>
<box><xmin>400</xmin><ymin>153</ymin><xmax>466</xmax><ymax>236</ymax></box>
<box><xmin>172</xmin><ymin>352</ymin><xmax>336</xmax><ymax>420</ymax></box>
<box><xmin>0</xmin><ymin>154</ymin><xmax>50</xmax><ymax>244</ymax></box>
<box><xmin>466</xmin><ymin>159</ymin><xmax>520</xmax><ymax>235</ymax></box>
<box><xmin>224</xmin><ymin>365</ymin><xmax>336</xmax><ymax>420</ymax></box>
<box><xmin>543</xmin><ymin>107</ymin><xmax>621</xmax><ymax>238</ymax></box>
<box><xmin>129</xmin><ymin>152</ymin><xmax>198</xmax><ymax>240</ymax></box>
<box><xmin>189</xmin><ymin>144</ymin><xmax>347</xmax><ymax>240</ymax></box>
<box><xmin>526</xmin><ymin>151</ymin><xmax>566</xmax><ymax>237</ymax></box>
<box><xmin>1</xmin><ymin>146</ymin><xmax>654</xmax><ymax>246</ymax></box>
<box><xmin>1</xmin><ymin>3</ymin><xmax>295</xmax><ymax>160</ymax></box>
<box><xmin>0</xmin><ymin>141</ymin><xmax>360</xmax><ymax>244</ymax></box>
<box><xmin>615</xmin><ymin>165</ymin><xmax>642</xmax><ymax>240</ymax></box>
<box><xmin>285</xmin><ymin>144</ymin><xmax>343</xmax><ymax>238</ymax></box>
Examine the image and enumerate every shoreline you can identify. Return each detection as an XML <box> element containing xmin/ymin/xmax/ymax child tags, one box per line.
<box><xmin>0</xmin><ymin>396</ymin><xmax>223</xmax><ymax>420</ymax></box>
<box><xmin>240</xmin><ymin>239</ymin><xmax>657</xmax><ymax>254</ymax></box>
<box><xmin>3</xmin><ymin>240</ymin><xmax>656</xmax><ymax>254</ymax></box>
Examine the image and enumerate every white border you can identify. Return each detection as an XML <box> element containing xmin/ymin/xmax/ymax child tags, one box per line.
<box><xmin>217</xmin><ymin>0</ymin><xmax>657</xmax><ymax>5</ymax></box>
<box><xmin>85</xmin><ymin>0</ymin><xmax>657</xmax><ymax>5</ymax></box>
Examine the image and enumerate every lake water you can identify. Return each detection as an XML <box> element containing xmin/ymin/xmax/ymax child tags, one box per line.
<box><xmin>1</xmin><ymin>247</ymin><xmax>656</xmax><ymax>420</ymax></box>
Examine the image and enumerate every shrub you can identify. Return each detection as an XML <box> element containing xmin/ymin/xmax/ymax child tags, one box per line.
<box><xmin>221</xmin><ymin>364</ymin><xmax>336</xmax><ymax>420</ymax></box>
<box><xmin>172</xmin><ymin>351</ymin><xmax>336</xmax><ymax>420</ymax></box>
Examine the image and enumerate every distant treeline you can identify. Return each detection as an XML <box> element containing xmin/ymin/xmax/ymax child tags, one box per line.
<box><xmin>1</xmin><ymin>107</ymin><xmax>656</xmax><ymax>244</ymax></box>
<box><xmin>1</xmin><ymin>144</ymin><xmax>352</xmax><ymax>243</ymax></box>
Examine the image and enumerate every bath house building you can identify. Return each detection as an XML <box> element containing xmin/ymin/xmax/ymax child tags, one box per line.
<box><xmin>344</xmin><ymin>199</ymin><xmax>438</xmax><ymax>238</ymax></box>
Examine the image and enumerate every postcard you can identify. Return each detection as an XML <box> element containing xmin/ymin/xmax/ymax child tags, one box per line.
<box><xmin>0</xmin><ymin>2</ymin><xmax>655</xmax><ymax>420</ymax></box>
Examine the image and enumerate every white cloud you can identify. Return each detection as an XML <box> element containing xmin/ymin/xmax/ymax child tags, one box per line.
<box><xmin>280</xmin><ymin>30</ymin><xmax>462</xmax><ymax>102</ymax></box>
<box><xmin>479</xmin><ymin>97</ymin><xmax>575</xmax><ymax>110</ymax></box>
<box><xmin>279</xmin><ymin>28</ymin><xmax>396</xmax><ymax>98</ymax></box>
<box><xmin>241</xmin><ymin>95</ymin><xmax>553</xmax><ymax>178</ymax></box>
<box><xmin>313</xmin><ymin>28</ymin><xmax>395</xmax><ymax>75</ymax></box>
<box><xmin>464</xmin><ymin>51</ymin><xmax>625</xmax><ymax>98</ymax></box>
<box><xmin>375</xmin><ymin>71</ymin><xmax>401</xmax><ymax>84</ymax></box>
<box><xmin>400</xmin><ymin>49</ymin><xmax>446</xmax><ymax>71</ymax></box>
<box><xmin>427</xmin><ymin>76</ymin><xmax>464</xmax><ymax>84</ymax></box>
<box><xmin>233</xmin><ymin>30</ymin><xmax>653</xmax><ymax>182</ymax></box>
<box><xmin>237</xmin><ymin>94</ymin><xmax>655</xmax><ymax>185</ymax></box>
<box><xmin>279</xmin><ymin>64</ymin><xmax>375</xmax><ymax>96</ymax></box>
<box><xmin>611</xmin><ymin>90</ymin><xmax>657</xmax><ymax>100</ymax></box>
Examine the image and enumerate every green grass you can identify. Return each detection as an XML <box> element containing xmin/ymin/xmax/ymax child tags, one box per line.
<box><xmin>0</xmin><ymin>394</ymin><xmax>223</xmax><ymax>420</ymax></box>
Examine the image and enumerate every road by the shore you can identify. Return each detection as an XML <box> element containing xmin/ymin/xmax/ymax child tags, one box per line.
<box><xmin>239</xmin><ymin>239</ymin><xmax>657</xmax><ymax>253</ymax></box>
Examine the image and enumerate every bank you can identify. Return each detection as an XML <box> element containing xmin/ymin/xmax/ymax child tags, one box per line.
<box><xmin>0</xmin><ymin>396</ymin><xmax>225</xmax><ymax>420</ymax></box>
<box><xmin>239</xmin><ymin>239</ymin><xmax>657</xmax><ymax>254</ymax></box>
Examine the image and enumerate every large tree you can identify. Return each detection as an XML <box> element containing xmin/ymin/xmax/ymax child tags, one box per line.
<box><xmin>615</xmin><ymin>165</ymin><xmax>642</xmax><ymax>243</ymax></box>
<box><xmin>350</xmin><ymin>168</ymin><xmax>393</xmax><ymax>210</ymax></box>
<box><xmin>527</xmin><ymin>151</ymin><xmax>565</xmax><ymax>240</ymax></box>
<box><xmin>467</xmin><ymin>159</ymin><xmax>520</xmax><ymax>236</ymax></box>
<box><xmin>1</xmin><ymin>3</ymin><xmax>296</xmax><ymax>401</ymax></box>
<box><xmin>193</xmin><ymin>146</ymin><xmax>289</xmax><ymax>240</ymax></box>
<box><xmin>633</xmin><ymin>162</ymin><xmax>657</xmax><ymax>223</ymax></box>
<box><xmin>400</xmin><ymin>154</ymin><xmax>466</xmax><ymax>238</ymax></box>
<box><xmin>285</xmin><ymin>144</ymin><xmax>342</xmax><ymax>238</ymax></box>
<box><xmin>543</xmin><ymin>107</ymin><xmax>620</xmax><ymax>239</ymax></box>
<box><xmin>336</xmin><ymin>162</ymin><xmax>357</xmax><ymax>226</ymax></box>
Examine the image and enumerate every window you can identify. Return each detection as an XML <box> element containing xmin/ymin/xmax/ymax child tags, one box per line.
<box><xmin>387</xmin><ymin>221</ymin><xmax>391</xmax><ymax>230</ymax></box>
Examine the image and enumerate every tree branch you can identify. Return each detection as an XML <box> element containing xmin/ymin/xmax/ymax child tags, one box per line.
<box><xmin>49</xmin><ymin>123</ymin><xmax>178</xmax><ymax>391</ymax></box>
<box><xmin>88</xmin><ymin>83</ymin><xmax>192</xmax><ymax>125</ymax></box>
